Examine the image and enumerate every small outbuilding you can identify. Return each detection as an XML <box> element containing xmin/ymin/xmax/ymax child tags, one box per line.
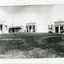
<box><xmin>9</xmin><ymin>25</ymin><xmax>25</xmax><ymax>33</ymax></box>
<box><xmin>0</xmin><ymin>23</ymin><xmax>8</xmax><ymax>34</ymax></box>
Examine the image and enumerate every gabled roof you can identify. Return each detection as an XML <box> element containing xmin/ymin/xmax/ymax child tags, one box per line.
<box><xmin>54</xmin><ymin>21</ymin><xmax>64</xmax><ymax>25</ymax></box>
<box><xmin>26</xmin><ymin>22</ymin><xmax>36</xmax><ymax>26</ymax></box>
<box><xmin>9</xmin><ymin>25</ymin><xmax>24</xmax><ymax>28</ymax></box>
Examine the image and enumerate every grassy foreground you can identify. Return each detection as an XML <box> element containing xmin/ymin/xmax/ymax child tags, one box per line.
<box><xmin>0</xmin><ymin>32</ymin><xmax>64</xmax><ymax>58</ymax></box>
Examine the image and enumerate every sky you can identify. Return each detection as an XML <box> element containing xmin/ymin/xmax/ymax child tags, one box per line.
<box><xmin>0</xmin><ymin>5</ymin><xmax>64</xmax><ymax>32</ymax></box>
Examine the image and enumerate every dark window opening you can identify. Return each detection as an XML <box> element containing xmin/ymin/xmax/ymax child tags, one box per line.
<box><xmin>26</xmin><ymin>26</ymin><xmax>28</xmax><ymax>32</ymax></box>
<box><xmin>60</xmin><ymin>26</ymin><xmax>64</xmax><ymax>33</ymax></box>
<box><xmin>60</xmin><ymin>26</ymin><xmax>63</xmax><ymax>30</ymax></box>
<box><xmin>29</xmin><ymin>26</ymin><xmax>31</xmax><ymax>32</ymax></box>
<box><xmin>55</xmin><ymin>27</ymin><xmax>59</xmax><ymax>33</ymax></box>
<box><xmin>0</xmin><ymin>25</ymin><xmax>2</xmax><ymax>30</ymax></box>
<box><xmin>33</xmin><ymin>26</ymin><xmax>35</xmax><ymax>32</ymax></box>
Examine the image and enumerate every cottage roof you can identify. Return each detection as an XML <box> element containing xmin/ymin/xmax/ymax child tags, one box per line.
<box><xmin>26</xmin><ymin>22</ymin><xmax>36</xmax><ymax>26</ymax></box>
<box><xmin>9</xmin><ymin>25</ymin><xmax>24</xmax><ymax>28</ymax></box>
<box><xmin>54</xmin><ymin>21</ymin><xmax>64</xmax><ymax>25</ymax></box>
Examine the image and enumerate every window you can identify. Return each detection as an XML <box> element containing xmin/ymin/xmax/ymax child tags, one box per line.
<box><xmin>0</xmin><ymin>25</ymin><xmax>2</xmax><ymax>30</ymax></box>
<box><xmin>60</xmin><ymin>26</ymin><xmax>63</xmax><ymax>30</ymax></box>
<box><xmin>55</xmin><ymin>27</ymin><xmax>59</xmax><ymax>33</ymax></box>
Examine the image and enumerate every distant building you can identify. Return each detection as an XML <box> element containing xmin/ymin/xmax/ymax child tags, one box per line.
<box><xmin>9</xmin><ymin>25</ymin><xmax>25</xmax><ymax>33</ymax></box>
<box><xmin>48</xmin><ymin>20</ymin><xmax>64</xmax><ymax>33</ymax></box>
<box><xmin>26</xmin><ymin>22</ymin><xmax>37</xmax><ymax>33</ymax></box>
<box><xmin>0</xmin><ymin>23</ymin><xmax>8</xmax><ymax>34</ymax></box>
<box><xmin>48</xmin><ymin>24</ymin><xmax>53</xmax><ymax>33</ymax></box>
<box><xmin>0</xmin><ymin>21</ymin><xmax>37</xmax><ymax>34</ymax></box>
<box><xmin>9</xmin><ymin>22</ymin><xmax>37</xmax><ymax>33</ymax></box>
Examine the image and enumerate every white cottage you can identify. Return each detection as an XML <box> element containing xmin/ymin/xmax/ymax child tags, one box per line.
<box><xmin>48</xmin><ymin>20</ymin><xmax>64</xmax><ymax>33</ymax></box>
<box><xmin>26</xmin><ymin>22</ymin><xmax>37</xmax><ymax>33</ymax></box>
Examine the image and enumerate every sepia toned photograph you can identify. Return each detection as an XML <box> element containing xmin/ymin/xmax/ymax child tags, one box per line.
<box><xmin>0</xmin><ymin>4</ymin><xmax>64</xmax><ymax>58</ymax></box>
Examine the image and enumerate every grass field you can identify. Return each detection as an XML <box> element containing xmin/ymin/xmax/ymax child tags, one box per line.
<box><xmin>0</xmin><ymin>32</ymin><xmax>64</xmax><ymax>58</ymax></box>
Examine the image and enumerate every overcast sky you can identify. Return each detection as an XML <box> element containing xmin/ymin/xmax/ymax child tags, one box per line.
<box><xmin>0</xmin><ymin>5</ymin><xmax>64</xmax><ymax>32</ymax></box>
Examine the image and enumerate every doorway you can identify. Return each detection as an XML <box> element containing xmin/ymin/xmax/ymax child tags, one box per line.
<box><xmin>55</xmin><ymin>26</ymin><xmax>59</xmax><ymax>33</ymax></box>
